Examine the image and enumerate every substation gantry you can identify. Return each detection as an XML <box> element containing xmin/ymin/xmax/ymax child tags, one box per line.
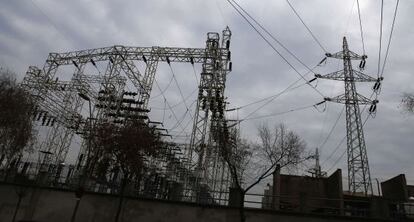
<box><xmin>21</xmin><ymin>27</ymin><xmax>233</xmax><ymax>202</ymax></box>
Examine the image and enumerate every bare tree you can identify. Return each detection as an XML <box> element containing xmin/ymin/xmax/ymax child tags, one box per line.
<box><xmin>401</xmin><ymin>93</ymin><xmax>414</xmax><ymax>113</ymax></box>
<box><xmin>257</xmin><ymin>123</ymin><xmax>307</xmax><ymax>172</ymax></box>
<box><xmin>94</xmin><ymin>120</ymin><xmax>161</xmax><ymax>222</ymax></box>
<box><xmin>0</xmin><ymin>68</ymin><xmax>35</xmax><ymax>169</ymax></box>
<box><xmin>221</xmin><ymin>123</ymin><xmax>309</xmax><ymax>222</ymax></box>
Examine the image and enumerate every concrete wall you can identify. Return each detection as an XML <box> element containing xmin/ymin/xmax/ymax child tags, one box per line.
<box><xmin>0</xmin><ymin>183</ymin><xmax>395</xmax><ymax>222</ymax></box>
<box><xmin>263</xmin><ymin>169</ymin><xmax>343</xmax><ymax>213</ymax></box>
<box><xmin>381</xmin><ymin>174</ymin><xmax>408</xmax><ymax>201</ymax></box>
<box><xmin>407</xmin><ymin>185</ymin><xmax>414</xmax><ymax>198</ymax></box>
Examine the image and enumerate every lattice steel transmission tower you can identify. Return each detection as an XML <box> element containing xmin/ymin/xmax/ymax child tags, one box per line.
<box><xmin>189</xmin><ymin>27</ymin><xmax>232</xmax><ymax>201</ymax></box>
<box><xmin>316</xmin><ymin>37</ymin><xmax>377</xmax><ymax>195</ymax></box>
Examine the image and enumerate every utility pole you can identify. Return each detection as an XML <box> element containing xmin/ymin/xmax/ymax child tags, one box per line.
<box><xmin>316</xmin><ymin>37</ymin><xmax>379</xmax><ymax>195</ymax></box>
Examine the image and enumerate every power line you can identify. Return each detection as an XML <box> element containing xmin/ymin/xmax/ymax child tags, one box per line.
<box><xmin>235</xmin><ymin>65</ymin><xmax>319</xmax><ymax>121</ymax></box>
<box><xmin>230</xmin><ymin>0</ymin><xmax>316</xmax><ymax>73</ymax></box>
<box><xmin>343</xmin><ymin>0</ymin><xmax>356</xmax><ymax>37</ymax></box>
<box><xmin>380</xmin><ymin>0</ymin><xmax>400</xmax><ymax>78</ymax></box>
<box><xmin>356</xmin><ymin>0</ymin><xmax>366</xmax><ymax>55</ymax></box>
<box><xmin>152</xmin><ymin>87</ymin><xmax>198</xmax><ymax>110</ymax></box>
<box><xmin>153</xmin><ymin>79</ymin><xmax>185</xmax><ymax>132</ymax></box>
<box><xmin>285</xmin><ymin>0</ymin><xmax>327</xmax><ymax>53</ymax></box>
<box><xmin>377</xmin><ymin>0</ymin><xmax>384</xmax><ymax>78</ymax></box>
<box><xmin>168</xmin><ymin>64</ymin><xmax>193</xmax><ymax>119</ymax></box>
<box><xmin>151</xmin><ymin>75</ymin><xmax>174</xmax><ymax>99</ymax></box>
<box><xmin>169</xmin><ymin>99</ymin><xmax>197</xmax><ymax>131</ymax></box>
<box><xmin>318</xmin><ymin>106</ymin><xmax>345</xmax><ymax>152</ymax></box>
<box><xmin>28</xmin><ymin>0</ymin><xmax>69</xmax><ymax>43</ymax></box>
<box><xmin>191</xmin><ymin>64</ymin><xmax>199</xmax><ymax>85</ymax></box>
<box><xmin>230</xmin><ymin>70</ymin><xmax>310</xmax><ymax>111</ymax></box>
<box><xmin>242</xmin><ymin>103</ymin><xmax>315</xmax><ymax>122</ymax></box>
<box><xmin>226</xmin><ymin>0</ymin><xmax>325</xmax><ymax>99</ymax></box>
<box><xmin>326</xmin><ymin>148</ymin><xmax>346</xmax><ymax>173</ymax></box>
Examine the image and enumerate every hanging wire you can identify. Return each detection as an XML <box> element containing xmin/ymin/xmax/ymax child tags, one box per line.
<box><xmin>356</xmin><ymin>0</ymin><xmax>366</xmax><ymax>55</ymax></box>
<box><xmin>343</xmin><ymin>0</ymin><xmax>357</xmax><ymax>37</ymax></box>
<box><xmin>29</xmin><ymin>0</ymin><xmax>69</xmax><ymax>43</ymax></box>
<box><xmin>377</xmin><ymin>0</ymin><xmax>384</xmax><ymax>78</ymax></box>
<box><xmin>240</xmin><ymin>102</ymin><xmax>320</xmax><ymax>122</ymax></box>
<box><xmin>318</xmin><ymin>106</ymin><xmax>345</xmax><ymax>152</ymax></box>
<box><xmin>232</xmin><ymin>64</ymin><xmax>319</xmax><ymax>122</ymax></box>
<box><xmin>151</xmin><ymin>75</ymin><xmax>174</xmax><ymax>99</ymax></box>
<box><xmin>152</xmin><ymin>86</ymin><xmax>198</xmax><ymax>110</ymax></box>
<box><xmin>230</xmin><ymin>73</ymin><xmax>309</xmax><ymax>111</ymax></box>
<box><xmin>169</xmin><ymin>99</ymin><xmax>197</xmax><ymax>131</ymax></box>
<box><xmin>285</xmin><ymin>0</ymin><xmax>328</xmax><ymax>53</ymax></box>
<box><xmin>380</xmin><ymin>0</ymin><xmax>400</xmax><ymax>78</ymax></box>
<box><xmin>153</xmin><ymin>79</ymin><xmax>186</xmax><ymax>132</ymax></box>
<box><xmin>230</xmin><ymin>0</ymin><xmax>318</xmax><ymax>73</ymax></box>
<box><xmin>226</xmin><ymin>0</ymin><xmax>325</xmax><ymax>99</ymax></box>
<box><xmin>191</xmin><ymin>64</ymin><xmax>199</xmax><ymax>84</ymax></box>
<box><xmin>167</xmin><ymin>64</ymin><xmax>194</xmax><ymax>119</ymax></box>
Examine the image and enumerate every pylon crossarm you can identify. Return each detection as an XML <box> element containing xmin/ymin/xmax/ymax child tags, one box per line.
<box><xmin>325</xmin><ymin>93</ymin><xmax>372</xmax><ymax>105</ymax></box>
<box><xmin>351</xmin><ymin>70</ymin><xmax>377</xmax><ymax>82</ymax></box>
<box><xmin>326</xmin><ymin>50</ymin><xmax>364</xmax><ymax>60</ymax></box>
<box><xmin>316</xmin><ymin>69</ymin><xmax>376</xmax><ymax>82</ymax></box>
<box><xmin>356</xmin><ymin>93</ymin><xmax>373</xmax><ymax>105</ymax></box>
<box><xmin>315</xmin><ymin>70</ymin><xmax>345</xmax><ymax>81</ymax></box>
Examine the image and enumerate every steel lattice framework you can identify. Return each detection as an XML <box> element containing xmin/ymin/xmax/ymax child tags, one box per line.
<box><xmin>317</xmin><ymin>37</ymin><xmax>376</xmax><ymax>195</ymax></box>
<box><xmin>21</xmin><ymin>27</ymin><xmax>233</xmax><ymax>203</ymax></box>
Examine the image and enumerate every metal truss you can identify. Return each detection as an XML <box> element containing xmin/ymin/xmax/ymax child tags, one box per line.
<box><xmin>188</xmin><ymin>27</ymin><xmax>232</xmax><ymax>201</ymax></box>
<box><xmin>20</xmin><ymin>27</ymin><xmax>233</xmax><ymax>203</ymax></box>
<box><xmin>317</xmin><ymin>37</ymin><xmax>373</xmax><ymax>195</ymax></box>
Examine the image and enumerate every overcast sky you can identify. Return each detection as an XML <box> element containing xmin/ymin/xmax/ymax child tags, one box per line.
<box><xmin>1</xmin><ymin>0</ymin><xmax>414</xmax><ymax>188</ymax></box>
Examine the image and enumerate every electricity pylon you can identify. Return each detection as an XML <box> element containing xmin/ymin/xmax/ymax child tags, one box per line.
<box><xmin>316</xmin><ymin>37</ymin><xmax>377</xmax><ymax>195</ymax></box>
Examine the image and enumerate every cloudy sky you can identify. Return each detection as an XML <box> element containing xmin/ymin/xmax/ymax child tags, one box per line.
<box><xmin>1</xmin><ymin>0</ymin><xmax>413</xmax><ymax>189</ymax></box>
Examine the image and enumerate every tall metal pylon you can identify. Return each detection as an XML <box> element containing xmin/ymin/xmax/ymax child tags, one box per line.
<box><xmin>316</xmin><ymin>37</ymin><xmax>378</xmax><ymax>195</ymax></box>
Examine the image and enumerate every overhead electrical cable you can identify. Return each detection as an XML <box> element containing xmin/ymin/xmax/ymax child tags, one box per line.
<box><xmin>230</xmin><ymin>0</ymin><xmax>316</xmax><ymax>73</ymax></box>
<box><xmin>154</xmin><ymin>79</ymin><xmax>186</xmax><ymax>132</ymax></box>
<box><xmin>377</xmin><ymin>0</ymin><xmax>384</xmax><ymax>78</ymax></box>
<box><xmin>230</xmin><ymin>71</ymin><xmax>310</xmax><ymax>111</ymax></box>
<box><xmin>285</xmin><ymin>0</ymin><xmax>328</xmax><ymax>53</ymax></box>
<box><xmin>168</xmin><ymin>64</ymin><xmax>194</xmax><ymax>119</ymax></box>
<box><xmin>152</xmin><ymin>87</ymin><xmax>198</xmax><ymax>110</ymax></box>
<box><xmin>380</xmin><ymin>0</ymin><xmax>400</xmax><ymax>78</ymax></box>
<box><xmin>318</xmin><ymin>106</ymin><xmax>345</xmax><ymax>152</ymax></box>
<box><xmin>234</xmin><ymin>65</ymin><xmax>319</xmax><ymax>121</ymax></box>
<box><xmin>356</xmin><ymin>0</ymin><xmax>366</xmax><ymax>55</ymax></box>
<box><xmin>191</xmin><ymin>65</ymin><xmax>199</xmax><ymax>84</ymax></box>
<box><xmin>226</xmin><ymin>0</ymin><xmax>325</xmax><ymax>99</ymax></box>
<box><xmin>29</xmin><ymin>0</ymin><xmax>69</xmax><ymax>42</ymax></box>
<box><xmin>241</xmin><ymin>103</ymin><xmax>315</xmax><ymax>121</ymax></box>
<box><xmin>151</xmin><ymin>75</ymin><xmax>174</xmax><ymax>99</ymax></box>
<box><xmin>169</xmin><ymin>99</ymin><xmax>197</xmax><ymax>132</ymax></box>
